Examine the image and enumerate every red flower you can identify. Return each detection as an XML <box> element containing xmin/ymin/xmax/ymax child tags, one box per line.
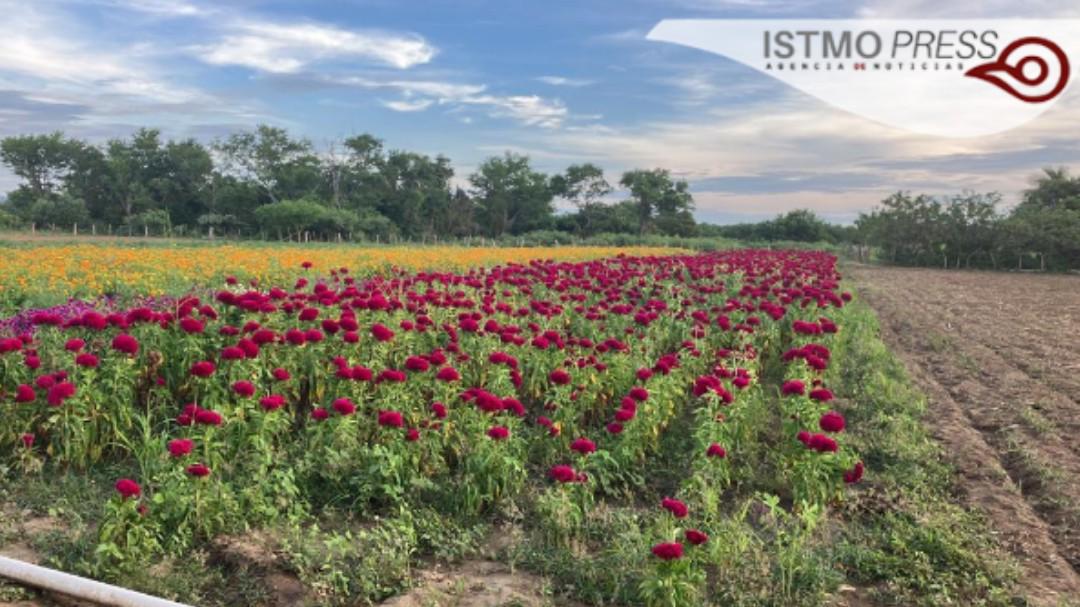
<box><xmin>190</xmin><ymin>361</ymin><xmax>215</xmax><ymax>377</ymax></box>
<box><xmin>47</xmin><ymin>381</ymin><xmax>76</xmax><ymax>406</ymax></box>
<box><xmin>332</xmin><ymin>398</ymin><xmax>356</xmax><ymax>416</ymax></box>
<box><xmin>405</xmin><ymin>356</ymin><xmax>430</xmax><ymax>372</ymax></box>
<box><xmin>405</xmin><ymin>428</ymin><xmax>420</xmax><ymax>442</ymax></box>
<box><xmin>186</xmin><ymin>463</ymin><xmax>211</xmax><ymax>478</ymax></box>
<box><xmin>65</xmin><ymin>338</ymin><xmax>85</xmax><ymax>352</ymax></box>
<box><xmin>14</xmin><ymin>384</ymin><xmax>35</xmax><ymax>403</ymax></box>
<box><xmin>819</xmin><ymin>411</ymin><xmax>845</xmax><ymax>433</ymax></box>
<box><xmin>636</xmin><ymin>368</ymin><xmax>653</xmax><ymax>381</ymax></box>
<box><xmin>371</xmin><ymin>323</ymin><xmax>395</xmax><ymax>342</ymax></box>
<box><xmin>311</xmin><ymin>407</ymin><xmax>329</xmax><ymax>421</ymax></box>
<box><xmin>651</xmin><ymin>542</ymin><xmax>683</xmax><ymax>560</ymax></box>
<box><xmin>549</xmin><ymin>464</ymin><xmax>576</xmax><ymax>483</ymax></box>
<box><xmin>115</xmin><ymin>478</ymin><xmax>141</xmax><ymax>499</ymax></box>
<box><xmin>74</xmin><ymin>352</ymin><xmax>99</xmax><ymax>368</ymax></box>
<box><xmin>179</xmin><ymin>317</ymin><xmax>204</xmax><ymax>334</ymax></box>
<box><xmin>844</xmin><ymin>461</ymin><xmax>865</xmax><ymax>484</ymax></box>
<box><xmin>261</xmin><ymin>394</ymin><xmax>286</xmax><ymax>411</ymax></box>
<box><xmin>272</xmin><ymin>367</ymin><xmax>291</xmax><ymax>381</ymax></box>
<box><xmin>807</xmin><ymin>433</ymin><xmax>839</xmax><ymax>453</ymax></box>
<box><xmin>706</xmin><ymin>443</ymin><xmax>727</xmax><ymax>458</ymax></box>
<box><xmin>431</xmin><ymin>402</ymin><xmax>448</xmax><ymax>419</ymax></box>
<box><xmin>221</xmin><ymin>346</ymin><xmax>245</xmax><ymax>360</ymax></box>
<box><xmin>487</xmin><ymin>425</ymin><xmax>510</xmax><ymax>440</ymax></box>
<box><xmin>809</xmin><ymin>388</ymin><xmax>834</xmax><ymax>402</ymax></box>
<box><xmin>378</xmin><ymin>410</ymin><xmax>404</xmax><ymax>427</ymax></box>
<box><xmin>781</xmin><ymin>379</ymin><xmax>805</xmax><ymax>396</ymax></box>
<box><xmin>111</xmin><ymin>334</ymin><xmax>139</xmax><ymax>355</ymax></box>
<box><xmin>20</xmin><ymin>433</ymin><xmax>35</xmax><ymax>448</ymax></box>
<box><xmin>232</xmin><ymin>380</ymin><xmax>255</xmax><ymax>397</ymax></box>
<box><xmin>436</xmin><ymin>366</ymin><xmax>460</xmax><ymax>382</ymax></box>
<box><xmin>194</xmin><ymin>409</ymin><xmax>223</xmax><ymax>426</ymax></box>
<box><xmin>661</xmin><ymin>497</ymin><xmax>688</xmax><ymax>518</ymax></box>
<box><xmin>685</xmin><ymin>529</ymin><xmax>709</xmax><ymax>545</ymax></box>
<box><xmin>615</xmin><ymin>408</ymin><xmax>635</xmax><ymax>422</ymax></box>
<box><xmin>549</xmin><ymin>369</ymin><xmax>571</xmax><ymax>385</ymax></box>
<box><xmin>606</xmin><ymin>422</ymin><xmax>624</xmax><ymax>434</ymax></box>
<box><xmin>570</xmin><ymin>437</ymin><xmax>596</xmax><ymax>455</ymax></box>
<box><xmin>628</xmin><ymin>387</ymin><xmax>649</xmax><ymax>402</ymax></box>
<box><xmin>167</xmin><ymin>438</ymin><xmax>194</xmax><ymax>458</ymax></box>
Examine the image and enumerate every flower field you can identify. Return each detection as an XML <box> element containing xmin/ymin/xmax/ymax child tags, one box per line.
<box><xmin>0</xmin><ymin>247</ymin><xmax>1021</xmax><ymax>606</ymax></box>
<box><xmin>0</xmin><ymin>243</ymin><xmax>679</xmax><ymax>312</ymax></box>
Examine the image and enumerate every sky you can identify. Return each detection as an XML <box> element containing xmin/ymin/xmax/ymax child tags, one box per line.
<box><xmin>1</xmin><ymin>0</ymin><xmax>1079</xmax><ymax>224</ymax></box>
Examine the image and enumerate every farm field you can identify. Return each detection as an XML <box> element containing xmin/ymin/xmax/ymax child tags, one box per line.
<box><xmin>0</xmin><ymin>243</ymin><xmax>1045</xmax><ymax>606</ymax></box>
<box><xmin>845</xmin><ymin>265</ymin><xmax>1080</xmax><ymax>601</ymax></box>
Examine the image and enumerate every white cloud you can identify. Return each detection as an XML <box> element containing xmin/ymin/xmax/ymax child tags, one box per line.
<box><xmin>537</xmin><ymin>76</ymin><xmax>593</xmax><ymax>87</ymax></box>
<box><xmin>460</xmin><ymin>95</ymin><xmax>568</xmax><ymax>128</ymax></box>
<box><xmin>196</xmin><ymin>21</ymin><xmax>436</xmax><ymax>73</ymax></box>
<box><xmin>382</xmin><ymin>98</ymin><xmax>434</xmax><ymax>112</ymax></box>
<box><xmin>855</xmin><ymin>0</ymin><xmax>1080</xmax><ymax>17</ymax></box>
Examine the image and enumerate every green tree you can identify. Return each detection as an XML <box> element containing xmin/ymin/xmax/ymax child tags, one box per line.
<box><xmin>215</xmin><ymin>125</ymin><xmax>319</xmax><ymax>203</ymax></box>
<box><xmin>470</xmin><ymin>153</ymin><xmax>554</xmax><ymax>237</ymax></box>
<box><xmin>619</xmin><ymin>169</ymin><xmax>695</xmax><ymax>235</ymax></box>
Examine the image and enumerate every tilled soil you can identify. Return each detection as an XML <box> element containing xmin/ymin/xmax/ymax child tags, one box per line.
<box><xmin>846</xmin><ymin>265</ymin><xmax>1080</xmax><ymax>606</ymax></box>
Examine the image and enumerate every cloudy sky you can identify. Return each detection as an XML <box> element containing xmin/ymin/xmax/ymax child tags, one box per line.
<box><xmin>1</xmin><ymin>0</ymin><xmax>1079</xmax><ymax>223</ymax></box>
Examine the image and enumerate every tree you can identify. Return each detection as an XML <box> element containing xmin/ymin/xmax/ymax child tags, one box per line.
<box><xmin>215</xmin><ymin>125</ymin><xmax>319</xmax><ymax>203</ymax></box>
<box><xmin>619</xmin><ymin>169</ymin><xmax>695</xmax><ymax>235</ymax></box>
<box><xmin>0</xmin><ymin>133</ymin><xmax>81</xmax><ymax>199</ymax></box>
<box><xmin>470</xmin><ymin>153</ymin><xmax>554</xmax><ymax>237</ymax></box>
<box><xmin>253</xmin><ymin>198</ymin><xmax>327</xmax><ymax>241</ymax></box>
<box><xmin>29</xmin><ymin>193</ymin><xmax>90</xmax><ymax>228</ymax></box>
<box><xmin>551</xmin><ymin>163</ymin><xmax>611</xmax><ymax>235</ymax></box>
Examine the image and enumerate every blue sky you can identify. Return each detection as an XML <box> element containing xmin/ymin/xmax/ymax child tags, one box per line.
<box><xmin>2</xmin><ymin>0</ymin><xmax>1079</xmax><ymax>224</ymax></box>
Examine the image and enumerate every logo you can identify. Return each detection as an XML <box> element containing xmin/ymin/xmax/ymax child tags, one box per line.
<box><xmin>646</xmin><ymin>20</ymin><xmax>1080</xmax><ymax>137</ymax></box>
<box><xmin>965</xmin><ymin>37</ymin><xmax>1070</xmax><ymax>103</ymax></box>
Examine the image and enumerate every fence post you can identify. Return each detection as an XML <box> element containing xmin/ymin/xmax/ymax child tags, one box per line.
<box><xmin>73</xmin><ymin>223</ymin><xmax>78</xmax><ymax>236</ymax></box>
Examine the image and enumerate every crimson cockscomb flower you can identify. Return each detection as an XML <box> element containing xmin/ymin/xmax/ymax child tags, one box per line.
<box><xmin>190</xmin><ymin>361</ymin><xmax>215</xmax><ymax>377</ymax></box>
<box><xmin>47</xmin><ymin>382</ymin><xmax>76</xmax><ymax>406</ymax></box>
<box><xmin>549</xmin><ymin>369</ymin><xmax>571</xmax><ymax>385</ymax></box>
<box><xmin>685</xmin><ymin>529</ymin><xmax>709</xmax><ymax>545</ymax></box>
<box><xmin>405</xmin><ymin>428</ymin><xmax>420</xmax><ymax>442</ymax></box>
<box><xmin>614</xmin><ymin>408</ymin><xmax>635</xmax><ymax>422</ymax></box>
<box><xmin>606</xmin><ymin>422</ymin><xmax>624</xmax><ymax>434</ymax></box>
<box><xmin>221</xmin><ymin>346</ymin><xmax>244</xmax><ymax>360</ymax></box>
<box><xmin>378</xmin><ymin>410</ymin><xmax>404</xmax><ymax>428</ymax></box>
<box><xmin>332</xmin><ymin>398</ymin><xmax>355</xmax><ymax>416</ymax></box>
<box><xmin>74</xmin><ymin>352</ymin><xmax>98</xmax><ymax>368</ymax></box>
<box><xmin>167</xmin><ymin>438</ymin><xmax>194</xmax><ymax>458</ymax></box>
<box><xmin>807</xmin><ymin>433</ymin><xmax>839</xmax><ymax>453</ymax></box>
<box><xmin>549</xmin><ymin>464</ymin><xmax>576</xmax><ymax>483</ymax></box>
<box><xmin>311</xmin><ymin>407</ymin><xmax>330</xmax><ymax>421</ymax></box>
<box><xmin>405</xmin><ymin>356</ymin><xmax>430</xmax><ymax>372</ymax></box>
<box><xmin>261</xmin><ymin>394</ymin><xmax>286</xmax><ymax>411</ymax></box>
<box><xmin>628</xmin><ymin>386</ymin><xmax>649</xmax><ymax>402</ymax></box>
<box><xmin>64</xmin><ymin>338</ymin><xmax>85</xmax><ymax>352</ymax></box>
<box><xmin>570</xmin><ymin>437</ymin><xmax>596</xmax><ymax>455</ymax></box>
<box><xmin>14</xmin><ymin>384</ymin><xmax>35</xmax><ymax>403</ymax></box>
<box><xmin>232</xmin><ymin>380</ymin><xmax>255</xmax><ymax>397</ymax></box>
<box><xmin>272</xmin><ymin>367</ymin><xmax>291</xmax><ymax>381</ymax></box>
<box><xmin>194</xmin><ymin>409</ymin><xmax>223</xmax><ymax>426</ymax></box>
<box><xmin>20</xmin><ymin>433</ymin><xmax>35</xmax><ymax>448</ymax></box>
<box><xmin>781</xmin><ymin>379</ymin><xmax>805</xmax><ymax>396</ymax></box>
<box><xmin>487</xmin><ymin>425</ymin><xmax>510</xmax><ymax>440</ymax></box>
<box><xmin>431</xmin><ymin>402</ymin><xmax>448</xmax><ymax>419</ymax></box>
<box><xmin>186</xmin><ymin>463</ymin><xmax>211</xmax><ymax>478</ymax></box>
<box><xmin>844</xmin><ymin>461</ymin><xmax>865</xmax><ymax>484</ymax></box>
<box><xmin>636</xmin><ymin>368</ymin><xmax>653</xmax><ymax>381</ymax></box>
<box><xmin>661</xmin><ymin>497</ymin><xmax>689</xmax><ymax>518</ymax></box>
<box><xmin>436</xmin><ymin>366</ymin><xmax>461</xmax><ymax>382</ymax></box>
<box><xmin>111</xmin><ymin>334</ymin><xmax>139</xmax><ymax>355</ymax></box>
<box><xmin>115</xmin><ymin>478</ymin><xmax>141</xmax><ymax>499</ymax></box>
<box><xmin>371</xmin><ymin>323</ymin><xmax>395</xmax><ymax>342</ymax></box>
<box><xmin>706</xmin><ymin>443</ymin><xmax>727</xmax><ymax>458</ymax></box>
<box><xmin>809</xmin><ymin>388</ymin><xmax>834</xmax><ymax>402</ymax></box>
<box><xmin>651</xmin><ymin>542</ymin><xmax>683</xmax><ymax>560</ymax></box>
<box><xmin>819</xmin><ymin>411</ymin><xmax>845</xmax><ymax>433</ymax></box>
<box><xmin>179</xmin><ymin>317</ymin><xmax>204</xmax><ymax>334</ymax></box>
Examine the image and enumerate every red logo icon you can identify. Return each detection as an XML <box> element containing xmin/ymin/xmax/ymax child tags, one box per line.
<box><xmin>965</xmin><ymin>37</ymin><xmax>1071</xmax><ymax>103</ymax></box>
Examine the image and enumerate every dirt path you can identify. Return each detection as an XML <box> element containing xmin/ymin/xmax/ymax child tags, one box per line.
<box><xmin>846</xmin><ymin>265</ymin><xmax>1080</xmax><ymax>606</ymax></box>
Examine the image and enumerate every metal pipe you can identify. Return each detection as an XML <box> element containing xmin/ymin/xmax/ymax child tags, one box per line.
<box><xmin>0</xmin><ymin>556</ymin><xmax>192</xmax><ymax>607</ymax></box>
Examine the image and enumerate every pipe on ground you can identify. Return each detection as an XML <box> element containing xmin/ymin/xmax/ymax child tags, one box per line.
<box><xmin>0</xmin><ymin>555</ymin><xmax>192</xmax><ymax>607</ymax></box>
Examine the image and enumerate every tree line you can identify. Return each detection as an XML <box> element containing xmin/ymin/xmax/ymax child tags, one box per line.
<box><xmin>0</xmin><ymin>126</ymin><xmax>695</xmax><ymax>241</ymax></box>
<box><xmin>854</xmin><ymin>169</ymin><xmax>1080</xmax><ymax>271</ymax></box>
